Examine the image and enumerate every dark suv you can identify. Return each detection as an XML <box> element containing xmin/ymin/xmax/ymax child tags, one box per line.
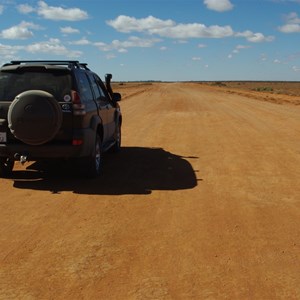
<box><xmin>0</xmin><ymin>60</ymin><xmax>122</xmax><ymax>178</ymax></box>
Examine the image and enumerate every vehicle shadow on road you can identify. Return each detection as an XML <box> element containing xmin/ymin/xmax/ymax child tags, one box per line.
<box><xmin>12</xmin><ymin>147</ymin><xmax>199</xmax><ymax>195</ymax></box>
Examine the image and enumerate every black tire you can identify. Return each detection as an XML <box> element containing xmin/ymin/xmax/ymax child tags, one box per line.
<box><xmin>8</xmin><ymin>90</ymin><xmax>62</xmax><ymax>145</ymax></box>
<box><xmin>0</xmin><ymin>158</ymin><xmax>14</xmax><ymax>178</ymax></box>
<box><xmin>79</xmin><ymin>133</ymin><xmax>102</xmax><ymax>178</ymax></box>
<box><xmin>110</xmin><ymin>123</ymin><xmax>121</xmax><ymax>153</ymax></box>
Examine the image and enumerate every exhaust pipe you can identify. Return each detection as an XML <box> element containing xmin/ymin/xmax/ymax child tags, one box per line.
<box><xmin>20</xmin><ymin>155</ymin><xmax>28</xmax><ymax>165</ymax></box>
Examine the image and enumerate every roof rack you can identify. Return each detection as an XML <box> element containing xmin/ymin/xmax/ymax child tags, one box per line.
<box><xmin>4</xmin><ymin>60</ymin><xmax>90</xmax><ymax>70</ymax></box>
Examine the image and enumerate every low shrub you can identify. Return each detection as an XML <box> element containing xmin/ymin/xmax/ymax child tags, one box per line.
<box><xmin>253</xmin><ymin>86</ymin><xmax>274</xmax><ymax>92</ymax></box>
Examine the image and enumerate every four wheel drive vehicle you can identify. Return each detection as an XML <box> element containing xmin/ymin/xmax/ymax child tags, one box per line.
<box><xmin>0</xmin><ymin>60</ymin><xmax>122</xmax><ymax>178</ymax></box>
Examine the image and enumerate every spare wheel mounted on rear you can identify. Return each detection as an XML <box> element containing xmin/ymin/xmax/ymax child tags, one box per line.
<box><xmin>8</xmin><ymin>90</ymin><xmax>63</xmax><ymax>146</ymax></box>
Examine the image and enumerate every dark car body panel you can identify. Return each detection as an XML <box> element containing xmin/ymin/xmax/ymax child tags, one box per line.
<box><xmin>0</xmin><ymin>60</ymin><xmax>122</xmax><ymax>175</ymax></box>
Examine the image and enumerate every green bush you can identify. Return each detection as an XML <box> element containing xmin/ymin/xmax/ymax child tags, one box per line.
<box><xmin>253</xmin><ymin>86</ymin><xmax>273</xmax><ymax>92</ymax></box>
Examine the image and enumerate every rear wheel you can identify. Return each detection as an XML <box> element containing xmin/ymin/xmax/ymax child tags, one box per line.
<box><xmin>0</xmin><ymin>158</ymin><xmax>14</xmax><ymax>178</ymax></box>
<box><xmin>79</xmin><ymin>133</ymin><xmax>102</xmax><ymax>178</ymax></box>
<box><xmin>110</xmin><ymin>123</ymin><xmax>121</xmax><ymax>153</ymax></box>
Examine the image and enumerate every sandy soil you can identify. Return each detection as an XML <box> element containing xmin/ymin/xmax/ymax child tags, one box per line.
<box><xmin>1</xmin><ymin>83</ymin><xmax>300</xmax><ymax>299</ymax></box>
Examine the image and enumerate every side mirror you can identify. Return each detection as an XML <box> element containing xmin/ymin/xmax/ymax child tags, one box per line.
<box><xmin>112</xmin><ymin>92</ymin><xmax>121</xmax><ymax>102</ymax></box>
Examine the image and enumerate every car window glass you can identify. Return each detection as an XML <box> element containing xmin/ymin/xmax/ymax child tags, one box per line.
<box><xmin>76</xmin><ymin>72</ymin><xmax>94</xmax><ymax>102</ymax></box>
<box><xmin>0</xmin><ymin>71</ymin><xmax>72</xmax><ymax>101</ymax></box>
<box><xmin>88</xmin><ymin>74</ymin><xmax>105</xmax><ymax>100</ymax></box>
<box><xmin>98</xmin><ymin>85</ymin><xmax>106</xmax><ymax>99</ymax></box>
<box><xmin>94</xmin><ymin>75</ymin><xmax>111</xmax><ymax>100</ymax></box>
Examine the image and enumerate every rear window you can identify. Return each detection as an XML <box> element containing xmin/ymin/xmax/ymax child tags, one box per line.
<box><xmin>0</xmin><ymin>70</ymin><xmax>72</xmax><ymax>101</ymax></box>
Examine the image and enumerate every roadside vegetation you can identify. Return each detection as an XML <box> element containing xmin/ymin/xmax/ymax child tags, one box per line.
<box><xmin>204</xmin><ymin>81</ymin><xmax>300</xmax><ymax>97</ymax></box>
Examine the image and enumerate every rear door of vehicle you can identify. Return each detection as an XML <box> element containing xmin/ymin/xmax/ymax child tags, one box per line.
<box><xmin>87</xmin><ymin>73</ymin><xmax>113</xmax><ymax>144</ymax></box>
<box><xmin>0</xmin><ymin>67</ymin><xmax>74</xmax><ymax>144</ymax></box>
<box><xmin>93</xmin><ymin>75</ymin><xmax>116</xmax><ymax>142</ymax></box>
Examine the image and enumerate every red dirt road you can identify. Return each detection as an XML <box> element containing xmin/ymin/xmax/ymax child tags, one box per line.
<box><xmin>1</xmin><ymin>83</ymin><xmax>300</xmax><ymax>299</ymax></box>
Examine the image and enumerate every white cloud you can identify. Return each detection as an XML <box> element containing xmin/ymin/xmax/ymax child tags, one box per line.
<box><xmin>274</xmin><ymin>59</ymin><xmax>281</xmax><ymax>63</ymax></box>
<box><xmin>16</xmin><ymin>1</ymin><xmax>88</xmax><ymax>21</ymax></box>
<box><xmin>204</xmin><ymin>0</ymin><xmax>234</xmax><ymax>12</ymax></box>
<box><xmin>70</xmin><ymin>38</ymin><xmax>91</xmax><ymax>45</ymax></box>
<box><xmin>150</xmin><ymin>23</ymin><xmax>234</xmax><ymax>39</ymax></box>
<box><xmin>0</xmin><ymin>5</ymin><xmax>4</xmax><ymax>14</ymax></box>
<box><xmin>37</xmin><ymin>1</ymin><xmax>88</xmax><ymax>21</ymax></box>
<box><xmin>107</xmin><ymin>15</ymin><xmax>273</xmax><ymax>43</ymax></box>
<box><xmin>1</xmin><ymin>39</ymin><xmax>82</xmax><ymax>60</ymax></box>
<box><xmin>160</xmin><ymin>46</ymin><xmax>167</xmax><ymax>51</ymax></box>
<box><xmin>1</xmin><ymin>26</ymin><xmax>32</xmax><ymax>39</ymax></box>
<box><xmin>106</xmin><ymin>15</ymin><xmax>175</xmax><ymax>33</ymax></box>
<box><xmin>174</xmin><ymin>40</ymin><xmax>188</xmax><ymax>44</ymax></box>
<box><xmin>279</xmin><ymin>23</ymin><xmax>300</xmax><ymax>32</ymax></box>
<box><xmin>236</xmin><ymin>45</ymin><xmax>251</xmax><ymax>50</ymax></box>
<box><xmin>285</xmin><ymin>12</ymin><xmax>300</xmax><ymax>24</ymax></box>
<box><xmin>0</xmin><ymin>21</ymin><xmax>41</xmax><ymax>40</ymax></box>
<box><xmin>60</xmin><ymin>27</ymin><xmax>80</xmax><ymax>34</ymax></box>
<box><xmin>26</xmin><ymin>38</ymin><xmax>82</xmax><ymax>57</ymax></box>
<box><xmin>106</xmin><ymin>53</ymin><xmax>116</xmax><ymax>60</ymax></box>
<box><xmin>279</xmin><ymin>12</ymin><xmax>300</xmax><ymax>33</ymax></box>
<box><xmin>192</xmin><ymin>57</ymin><xmax>202</xmax><ymax>61</ymax></box>
<box><xmin>93</xmin><ymin>42</ymin><xmax>109</xmax><ymax>51</ymax></box>
<box><xmin>228</xmin><ymin>44</ymin><xmax>251</xmax><ymax>58</ymax></box>
<box><xmin>292</xmin><ymin>65</ymin><xmax>300</xmax><ymax>72</ymax></box>
<box><xmin>94</xmin><ymin>36</ymin><xmax>161</xmax><ymax>52</ymax></box>
<box><xmin>234</xmin><ymin>44</ymin><xmax>250</xmax><ymax>53</ymax></box>
<box><xmin>236</xmin><ymin>30</ymin><xmax>274</xmax><ymax>42</ymax></box>
<box><xmin>17</xmin><ymin>4</ymin><xmax>35</xmax><ymax>14</ymax></box>
<box><xmin>108</xmin><ymin>15</ymin><xmax>234</xmax><ymax>39</ymax></box>
<box><xmin>0</xmin><ymin>43</ymin><xmax>23</xmax><ymax>56</ymax></box>
<box><xmin>198</xmin><ymin>44</ymin><xmax>207</xmax><ymax>48</ymax></box>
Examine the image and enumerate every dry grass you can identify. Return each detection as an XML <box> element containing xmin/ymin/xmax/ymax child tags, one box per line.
<box><xmin>196</xmin><ymin>81</ymin><xmax>300</xmax><ymax>106</ymax></box>
<box><xmin>205</xmin><ymin>81</ymin><xmax>300</xmax><ymax>97</ymax></box>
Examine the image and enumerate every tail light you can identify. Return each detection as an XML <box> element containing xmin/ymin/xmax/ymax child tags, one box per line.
<box><xmin>71</xmin><ymin>90</ymin><xmax>86</xmax><ymax>115</ymax></box>
<box><xmin>72</xmin><ymin>139</ymin><xmax>83</xmax><ymax>146</ymax></box>
<box><xmin>71</xmin><ymin>90</ymin><xmax>85</xmax><ymax>146</ymax></box>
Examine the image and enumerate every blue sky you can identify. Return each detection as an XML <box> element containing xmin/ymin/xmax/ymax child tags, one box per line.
<box><xmin>0</xmin><ymin>0</ymin><xmax>300</xmax><ymax>81</ymax></box>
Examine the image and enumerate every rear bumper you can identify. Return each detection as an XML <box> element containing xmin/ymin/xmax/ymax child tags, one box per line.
<box><xmin>0</xmin><ymin>129</ymin><xmax>95</xmax><ymax>161</ymax></box>
<box><xmin>0</xmin><ymin>144</ymin><xmax>84</xmax><ymax>160</ymax></box>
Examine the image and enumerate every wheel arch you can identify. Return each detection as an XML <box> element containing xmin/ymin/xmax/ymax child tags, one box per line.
<box><xmin>90</xmin><ymin>115</ymin><xmax>103</xmax><ymax>142</ymax></box>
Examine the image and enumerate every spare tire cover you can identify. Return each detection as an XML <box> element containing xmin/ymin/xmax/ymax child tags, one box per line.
<box><xmin>8</xmin><ymin>90</ymin><xmax>63</xmax><ymax>145</ymax></box>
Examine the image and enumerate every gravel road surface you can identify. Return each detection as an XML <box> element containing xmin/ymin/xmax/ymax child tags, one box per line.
<box><xmin>1</xmin><ymin>83</ymin><xmax>299</xmax><ymax>299</ymax></box>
